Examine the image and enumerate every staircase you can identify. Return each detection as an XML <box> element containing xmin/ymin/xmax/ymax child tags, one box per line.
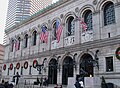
<box><xmin>14</xmin><ymin>84</ymin><xmax>67</xmax><ymax>88</ymax></box>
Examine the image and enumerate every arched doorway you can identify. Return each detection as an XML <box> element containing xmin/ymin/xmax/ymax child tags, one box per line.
<box><xmin>79</xmin><ymin>53</ymin><xmax>94</xmax><ymax>77</ymax></box>
<box><xmin>48</xmin><ymin>59</ymin><xmax>57</xmax><ymax>84</ymax></box>
<box><xmin>62</xmin><ymin>56</ymin><xmax>74</xmax><ymax>85</ymax></box>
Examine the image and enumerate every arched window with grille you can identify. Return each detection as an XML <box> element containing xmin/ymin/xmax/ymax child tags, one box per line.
<box><xmin>52</xmin><ymin>22</ymin><xmax>57</xmax><ymax>40</ymax></box>
<box><xmin>84</xmin><ymin>10</ymin><xmax>93</xmax><ymax>31</ymax></box>
<box><xmin>18</xmin><ymin>37</ymin><xmax>21</xmax><ymax>50</ymax></box>
<box><xmin>66</xmin><ymin>16</ymin><xmax>75</xmax><ymax>36</ymax></box>
<box><xmin>103</xmin><ymin>2</ymin><xmax>115</xmax><ymax>26</ymax></box>
<box><xmin>24</xmin><ymin>34</ymin><xmax>28</xmax><ymax>48</ymax></box>
<box><xmin>11</xmin><ymin>40</ymin><xmax>14</xmax><ymax>52</ymax></box>
<box><xmin>32</xmin><ymin>30</ymin><xmax>37</xmax><ymax>46</ymax></box>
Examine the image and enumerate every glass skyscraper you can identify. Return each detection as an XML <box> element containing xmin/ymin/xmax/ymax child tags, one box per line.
<box><xmin>5</xmin><ymin>0</ymin><xmax>52</xmax><ymax>30</ymax></box>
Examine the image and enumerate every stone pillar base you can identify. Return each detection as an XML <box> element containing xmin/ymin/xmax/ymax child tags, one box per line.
<box><xmin>84</xmin><ymin>77</ymin><xmax>101</xmax><ymax>88</ymax></box>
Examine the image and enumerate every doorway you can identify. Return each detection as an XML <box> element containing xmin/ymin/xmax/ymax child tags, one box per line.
<box><xmin>62</xmin><ymin>56</ymin><xmax>74</xmax><ymax>85</ymax></box>
<box><xmin>79</xmin><ymin>53</ymin><xmax>94</xmax><ymax>77</ymax></box>
<box><xmin>48</xmin><ymin>59</ymin><xmax>57</xmax><ymax>84</ymax></box>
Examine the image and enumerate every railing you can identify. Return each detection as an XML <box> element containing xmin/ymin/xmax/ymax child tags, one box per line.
<box><xmin>51</xmin><ymin>40</ymin><xmax>59</xmax><ymax>49</ymax></box>
<box><xmin>64</xmin><ymin>36</ymin><xmax>75</xmax><ymax>46</ymax></box>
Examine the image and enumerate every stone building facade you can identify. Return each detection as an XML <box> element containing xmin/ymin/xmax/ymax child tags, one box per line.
<box><xmin>0</xmin><ymin>44</ymin><xmax>4</xmax><ymax>80</ymax></box>
<box><xmin>2</xmin><ymin>0</ymin><xmax>120</xmax><ymax>87</ymax></box>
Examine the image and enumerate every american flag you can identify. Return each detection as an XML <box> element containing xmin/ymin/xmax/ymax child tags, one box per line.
<box><xmin>80</xmin><ymin>18</ymin><xmax>87</xmax><ymax>32</ymax></box>
<box><xmin>56</xmin><ymin>19</ymin><xmax>63</xmax><ymax>43</ymax></box>
<box><xmin>77</xmin><ymin>17</ymin><xmax>87</xmax><ymax>32</ymax></box>
<box><xmin>15</xmin><ymin>40</ymin><xmax>19</xmax><ymax>50</ymax></box>
<box><xmin>40</xmin><ymin>26</ymin><xmax>49</xmax><ymax>43</ymax></box>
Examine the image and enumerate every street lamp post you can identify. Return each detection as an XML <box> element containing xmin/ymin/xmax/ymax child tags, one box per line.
<box><xmin>36</xmin><ymin>58</ymin><xmax>47</xmax><ymax>88</ymax></box>
<box><xmin>36</xmin><ymin>64</ymin><xmax>43</xmax><ymax>74</ymax></box>
<box><xmin>36</xmin><ymin>58</ymin><xmax>47</xmax><ymax>74</ymax></box>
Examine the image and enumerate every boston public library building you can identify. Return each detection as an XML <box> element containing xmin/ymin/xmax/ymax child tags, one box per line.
<box><xmin>2</xmin><ymin>0</ymin><xmax>120</xmax><ymax>87</ymax></box>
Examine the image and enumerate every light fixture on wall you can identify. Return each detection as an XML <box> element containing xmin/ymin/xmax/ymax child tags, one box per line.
<box><xmin>36</xmin><ymin>58</ymin><xmax>47</xmax><ymax>74</ymax></box>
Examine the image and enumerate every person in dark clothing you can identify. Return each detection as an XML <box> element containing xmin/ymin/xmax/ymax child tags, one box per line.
<box><xmin>12</xmin><ymin>76</ymin><xmax>15</xmax><ymax>83</ymax></box>
<box><xmin>37</xmin><ymin>77</ymin><xmax>40</xmax><ymax>84</ymax></box>
<box><xmin>43</xmin><ymin>77</ymin><xmax>49</xmax><ymax>86</ymax></box>
<box><xmin>0</xmin><ymin>84</ymin><xmax>5</xmax><ymax>88</ymax></box>
<box><xmin>4</xmin><ymin>82</ymin><xmax>9</xmax><ymax>88</ymax></box>
<box><xmin>45</xmin><ymin>78</ymin><xmax>49</xmax><ymax>86</ymax></box>
<box><xmin>74</xmin><ymin>80</ymin><xmax>81</xmax><ymax>88</ymax></box>
<box><xmin>0</xmin><ymin>79</ymin><xmax>5</xmax><ymax>88</ymax></box>
<box><xmin>9</xmin><ymin>83</ymin><xmax>14</xmax><ymax>88</ymax></box>
<box><xmin>14</xmin><ymin>72</ymin><xmax>20</xmax><ymax>85</ymax></box>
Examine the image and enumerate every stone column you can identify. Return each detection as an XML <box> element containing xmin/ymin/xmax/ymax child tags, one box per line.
<box><xmin>48</xmin><ymin>20</ymin><xmax>52</xmax><ymax>50</ymax></box>
<box><xmin>115</xmin><ymin>3</ymin><xmax>120</xmax><ymax>34</ymax></box>
<box><xmin>57</xmin><ymin>65</ymin><xmax>62</xmax><ymax>84</ymax></box>
<box><xmin>28</xmin><ymin>30</ymin><xmax>31</xmax><ymax>55</ymax></box>
<box><xmin>74</xmin><ymin>17</ymin><xmax>81</xmax><ymax>44</ymax></box>
<box><xmin>92</xmin><ymin>10</ymin><xmax>101</xmax><ymax>40</ymax></box>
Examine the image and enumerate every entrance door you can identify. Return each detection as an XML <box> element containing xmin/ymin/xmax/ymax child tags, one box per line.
<box><xmin>48</xmin><ymin>59</ymin><xmax>57</xmax><ymax>84</ymax></box>
<box><xmin>62</xmin><ymin>56</ymin><xmax>73</xmax><ymax>85</ymax></box>
<box><xmin>79</xmin><ymin>54</ymin><xmax>94</xmax><ymax>77</ymax></box>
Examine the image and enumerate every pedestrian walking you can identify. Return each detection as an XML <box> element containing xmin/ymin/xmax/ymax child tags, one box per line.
<box><xmin>14</xmin><ymin>72</ymin><xmax>20</xmax><ymax>85</ymax></box>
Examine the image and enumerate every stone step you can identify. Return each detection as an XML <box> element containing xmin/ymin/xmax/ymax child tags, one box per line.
<box><xmin>14</xmin><ymin>85</ymin><xmax>67</xmax><ymax>88</ymax></box>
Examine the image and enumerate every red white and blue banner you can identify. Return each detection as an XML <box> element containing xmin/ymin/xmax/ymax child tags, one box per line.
<box><xmin>15</xmin><ymin>40</ymin><xmax>19</xmax><ymax>50</ymax></box>
<box><xmin>80</xmin><ymin>18</ymin><xmax>88</xmax><ymax>32</ymax></box>
<box><xmin>76</xmin><ymin>17</ymin><xmax>87</xmax><ymax>32</ymax></box>
<box><xmin>40</xmin><ymin>26</ymin><xmax>49</xmax><ymax>43</ymax></box>
<box><xmin>56</xmin><ymin>19</ymin><xmax>63</xmax><ymax>43</ymax></box>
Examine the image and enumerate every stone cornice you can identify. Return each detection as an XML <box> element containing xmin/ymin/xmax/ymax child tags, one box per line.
<box><xmin>4</xmin><ymin>36</ymin><xmax>120</xmax><ymax>63</ymax></box>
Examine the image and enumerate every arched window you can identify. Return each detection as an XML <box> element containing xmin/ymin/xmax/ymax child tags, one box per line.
<box><xmin>104</xmin><ymin>2</ymin><xmax>115</xmax><ymax>26</ymax></box>
<box><xmin>62</xmin><ymin>56</ymin><xmax>74</xmax><ymax>85</ymax></box>
<box><xmin>84</xmin><ymin>10</ymin><xmax>93</xmax><ymax>31</ymax></box>
<box><xmin>24</xmin><ymin>34</ymin><xmax>28</xmax><ymax>48</ymax></box>
<box><xmin>66</xmin><ymin>16</ymin><xmax>75</xmax><ymax>36</ymax></box>
<box><xmin>48</xmin><ymin>59</ymin><xmax>57</xmax><ymax>84</ymax></box>
<box><xmin>53</xmin><ymin>22</ymin><xmax>57</xmax><ymax>40</ymax></box>
<box><xmin>18</xmin><ymin>37</ymin><xmax>21</xmax><ymax>50</ymax></box>
<box><xmin>11</xmin><ymin>40</ymin><xmax>14</xmax><ymax>52</ymax></box>
<box><xmin>32</xmin><ymin>30</ymin><xmax>37</xmax><ymax>46</ymax></box>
